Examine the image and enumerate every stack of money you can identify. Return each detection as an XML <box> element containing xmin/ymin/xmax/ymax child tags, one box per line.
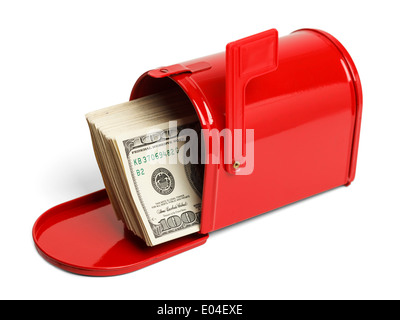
<box><xmin>86</xmin><ymin>90</ymin><xmax>203</xmax><ymax>246</ymax></box>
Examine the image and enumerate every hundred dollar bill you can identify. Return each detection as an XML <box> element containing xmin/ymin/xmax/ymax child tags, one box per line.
<box><xmin>115</xmin><ymin>116</ymin><xmax>202</xmax><ymax>246</ymax></box>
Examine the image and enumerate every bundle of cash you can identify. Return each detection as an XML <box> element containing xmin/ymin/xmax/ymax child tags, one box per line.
<box><xmin>86</xmin><ymin>90</ymin><xmax>203</xmax><ymax>246</ymax></box>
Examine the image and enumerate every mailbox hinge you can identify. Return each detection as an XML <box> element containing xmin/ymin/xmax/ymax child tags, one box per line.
<box><xmin>148</xmin><ymin>61</ymin><xmax>211</xmax><ymax>78</ymax></box>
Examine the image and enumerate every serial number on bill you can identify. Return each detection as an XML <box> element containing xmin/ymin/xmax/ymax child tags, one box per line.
<box><xmin>131</xmin><ymin>147</ymin><xmax>179</xmax><ymax>166</ymax></box>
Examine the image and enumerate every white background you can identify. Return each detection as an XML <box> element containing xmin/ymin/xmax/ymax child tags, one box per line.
<box><xmin>1</xmin><ymin>0</ymin><xmax>399</xmax><ymax>300</ymax></box>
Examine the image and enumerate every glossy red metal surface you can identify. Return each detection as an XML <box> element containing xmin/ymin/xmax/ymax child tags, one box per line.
<box><xmin>33</xmin><ymin>189</ymin><xmax>208</xmax><ymax>276</ymax></box>
<box><xmin>131</xmin><ymin>28</ymin><xmax>363</xmax><ymax>234</ymax></box>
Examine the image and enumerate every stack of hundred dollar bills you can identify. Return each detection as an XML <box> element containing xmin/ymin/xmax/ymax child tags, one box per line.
<box><xmin>86</xmin><ymin>90</ymin><xmax>203</xmax><ymax>246</ymax></box>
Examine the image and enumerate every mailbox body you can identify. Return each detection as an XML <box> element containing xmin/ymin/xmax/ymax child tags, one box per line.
<box><xmin>130</xmin><ymin>29</ymin><xmax>363</xmax><ymax>234</ymax></box>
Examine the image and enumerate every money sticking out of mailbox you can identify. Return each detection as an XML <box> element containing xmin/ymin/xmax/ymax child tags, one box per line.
<box><xmin>32</xmin><ymin>28</ymin><xmax>363</xmax><ymax>276</ymax></box>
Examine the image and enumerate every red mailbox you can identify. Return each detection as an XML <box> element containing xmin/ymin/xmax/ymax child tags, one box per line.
<box><xmin>33</xmin><ymin>28</ymin><xmax>362</xmax><ymax>276</ymax></box>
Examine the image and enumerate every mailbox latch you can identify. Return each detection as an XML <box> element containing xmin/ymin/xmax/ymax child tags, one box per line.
<box><xmin>148</xmin><ymin>62</ymin><xmax>211</xmax><ymax>78</ymax></box>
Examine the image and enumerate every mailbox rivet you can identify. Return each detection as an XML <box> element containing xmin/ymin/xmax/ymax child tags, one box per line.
<box><xmin>160</xmin><ymin>68</ymin><xmax>169</xmax><ymax>73</ymax></box>
<box><xmin>233</xmin><ymin>161</ymin><xmax>240</xmax><ymax>169</ymax></box>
